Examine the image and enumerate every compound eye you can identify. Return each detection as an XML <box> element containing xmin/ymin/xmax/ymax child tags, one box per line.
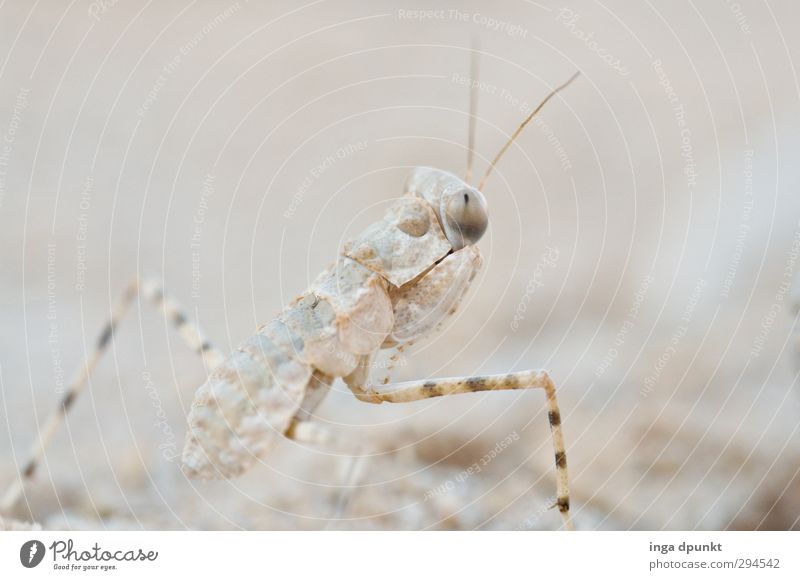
<box><xmin>440</xmin><ymin>187</ymin><xmax>489</xmax><ymax>249</ymax></box>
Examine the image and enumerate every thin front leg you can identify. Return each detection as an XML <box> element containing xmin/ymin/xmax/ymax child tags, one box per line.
<box><xmin>1</xmin><ymin>278</ymin><xmax>224</xmax><ymax>513</ymax></box>
<box><xmin>351</xmin><ymin>369</ymin><xmax>572</xmax><ymax>530</ymax></box>
<box><xmin>286</xmin><ymin>419</ymin><xmax>368</xmax><ymax>529</ymax></box>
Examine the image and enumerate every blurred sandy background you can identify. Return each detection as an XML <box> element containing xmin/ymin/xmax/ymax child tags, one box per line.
<box><xmin>1</xmin><ymin>0</ymin><xmax>800</xmax><ymax>530</ymax></box>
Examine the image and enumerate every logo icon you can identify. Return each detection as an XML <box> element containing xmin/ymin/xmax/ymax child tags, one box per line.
<box><xmin>20</xmin><ymin>540</ymin><xmax>45</xmax><ymax>568</ymax></box>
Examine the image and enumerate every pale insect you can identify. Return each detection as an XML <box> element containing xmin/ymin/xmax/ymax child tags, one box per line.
<box><xmin>2</xmin><ymin>58</ymin><xmax>581</xmax><ymax>530</ymax></box>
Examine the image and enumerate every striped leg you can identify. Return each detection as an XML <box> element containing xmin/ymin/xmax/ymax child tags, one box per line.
<box><xmin>0</xmin><ymin>278</ymin><xmax>223</xmax><ymax>513</ymax></box>
<box><xmin>353</xmin><ymin>369</ymin><xmax>573</xmax><ymax>530</ymax></box>
<box><xmin>138</xmin><ymin>279</ymin><xmax>224</xmax><ymax>370</ymax></box>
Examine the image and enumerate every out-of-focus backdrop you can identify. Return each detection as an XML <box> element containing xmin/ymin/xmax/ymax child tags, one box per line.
<box><xmin>1</xmin><ymin>0</ymin><xmax>799</xmax><ymax>530</ymax></box>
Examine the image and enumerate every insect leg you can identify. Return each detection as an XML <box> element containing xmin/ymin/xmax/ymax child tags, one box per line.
<box><xmin>285</xmin><ymin>418</ymin><xmax>335</xmax><ymax>445</ymax></box>
<box><xmin>139</xmin><ymin>278</ymin><xmax>225</xmax><ymax>369</ymax></box>
<box><xmin>1</xmin><ymin>278</ymin><xmax>224</xmax><ymax>513</ymax></box>
<box><xmin>357</xmin><ymin>369</ymin><xmax>573</xmax><ymax>530</ymax></box>
<box><xmin>286</xmin><ymin>418</ymin><xmax>367</xmax><ymax>529</ymax></box>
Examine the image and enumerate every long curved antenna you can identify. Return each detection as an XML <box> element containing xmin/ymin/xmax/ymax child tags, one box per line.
<box><xmin>478</xmin><ymin>70</ymin><xmax>581</xmax><ymax>191</ymax></box>
<box><xmin>465</xmin><ymin>41</ymin><xmax>481</xmax><ymax>185</ymax></box>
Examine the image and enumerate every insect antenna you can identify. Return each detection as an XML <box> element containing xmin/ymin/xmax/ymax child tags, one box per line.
<box><xmin>465</xmin><ymin>40</ymin><xmax>481</xmax><ymax>185</ymax></box>
<box><xmin>478</xmin><ymin>70</ymin><xmax>581</xmax><ymax>191</ymax></box>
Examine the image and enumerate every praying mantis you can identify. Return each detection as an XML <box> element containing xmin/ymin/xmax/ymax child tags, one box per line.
<box><xmin>2</xmin><ymin>55</ymin><xmax>581</xmax><ymax>530</ymax></box>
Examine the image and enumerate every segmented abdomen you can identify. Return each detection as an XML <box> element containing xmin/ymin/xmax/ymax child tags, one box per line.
<box><xmin>182</xmin><ymin>318</ymin><xmax>316</xmax><ymax>479</ymax></box>
<box><xmin>182</xmin><ymin>256</ymin><xmax>394</xmax><ymax>479</ymax></box>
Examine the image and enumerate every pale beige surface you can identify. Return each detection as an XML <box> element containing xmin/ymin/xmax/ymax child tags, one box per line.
<box><xmin>1</xmin><ymin>0</ymin><xmax>799</xmax><ymax>530</ymax></box>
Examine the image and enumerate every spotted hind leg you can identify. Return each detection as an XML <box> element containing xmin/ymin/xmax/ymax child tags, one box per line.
<box><xmin>347</xmin><ymin>369</ymin><xmax>573</xmax><ymax>530</ymax></box>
